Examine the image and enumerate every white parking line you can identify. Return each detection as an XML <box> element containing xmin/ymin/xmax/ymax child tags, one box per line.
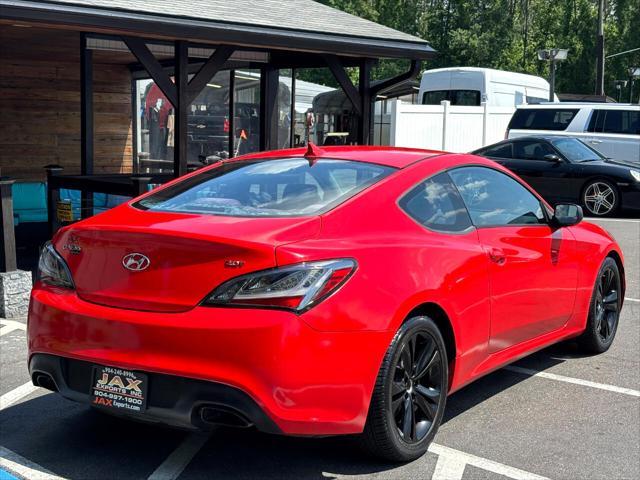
<box><xmin>589</xmin><ymin>218</ymin><xmax>640</xmax><ymax>224</ymax></box>
<box><xmin>147</xmin><ymin>433</ymin><xmax>210</xmax><ymax>480</ymax></box>
<box><xmin>429</xmin><ymin>443</ymin><xmax>550</xmax><ymax>480</ymax></box>
<box><xmin>432</xmin><ymin>451</ymin><xmax>467</xmax><ymax>480</ymax></box>
<box><xmin>625</xmin><ymin>297</ymin><xmax>640</xmax><ymax>303</ymax></box>
<box><xmin>0</xmin><ymin>382</ymin><xmax>39</xmax><ymax>411</ymax></box>
<box><xmin>0</xmin><ymin>320</ymin><xmax>26</xmax><ymax>337</ymax></box>
<box><xmin>0</xmin><ymin>446</ymin><xmax>67</xmax><ymax>480</ymax></box>
<box><xmin>504</xmin><ymin>365</ymin><xmax>640</xmax><ymax>397</ymax></box>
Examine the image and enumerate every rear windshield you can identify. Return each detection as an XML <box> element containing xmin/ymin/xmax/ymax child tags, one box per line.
<box><xmin>508</xmin><ymin>108</ymin><xmax>579</xmax><ymax>131</ymax></box>
<box><xmin>134</xmin><ymin>158</ymin><xmax>395</xmax><ymax>217</ymax></box>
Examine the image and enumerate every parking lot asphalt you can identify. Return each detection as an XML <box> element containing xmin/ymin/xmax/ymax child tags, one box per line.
<box><xmin>1</xmin><ymin>217</ymin><xmax>639</xmax><ymax>480</ymax></box>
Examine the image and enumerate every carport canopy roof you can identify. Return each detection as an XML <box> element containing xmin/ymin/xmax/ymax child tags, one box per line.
<box><xmin>2</xmin><ymin>0</ymin><xmax>436</xmax><ymax>59</ymax></box>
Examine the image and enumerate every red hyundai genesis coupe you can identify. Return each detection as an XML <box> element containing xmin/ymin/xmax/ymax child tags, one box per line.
<box><xmin>28</xmin><ymin>145</ymin><xmax>625</xmax><ymax>461</ymax></box>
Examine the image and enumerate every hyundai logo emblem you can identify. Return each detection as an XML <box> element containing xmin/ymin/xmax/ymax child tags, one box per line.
<box><xmin>122</xmin><ymin>253</ymin><xmax>151</xmax><ymax>272</ymax></box>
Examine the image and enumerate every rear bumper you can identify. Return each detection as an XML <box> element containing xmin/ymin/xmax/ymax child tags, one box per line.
<box><xmin>28</xmin><ymin>284</ymin><xmax>391</xmax><ymax>435</ymax></box>
<box><xmin>29</xmin><ymin>353</ymin><xmax>281</xmax><ymax>433</ymax></box>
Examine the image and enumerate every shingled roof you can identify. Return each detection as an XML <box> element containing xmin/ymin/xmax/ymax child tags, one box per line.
<box><xmin>1</xmin><ymin>0</ymin><xmax>436</xmax><ymax>59</ymax></box>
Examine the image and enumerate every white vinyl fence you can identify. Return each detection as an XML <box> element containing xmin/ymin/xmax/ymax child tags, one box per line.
<box><xmin>389</xmin><ymin>100</ymin><xmax>515</xmax><ymax>152</ymax></box>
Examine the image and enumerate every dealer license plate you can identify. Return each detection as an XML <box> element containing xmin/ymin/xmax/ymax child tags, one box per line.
<box><xmin>90</xmin><ymin>365</ymin><xmax>148</xmax><ymax>413</ymax></box>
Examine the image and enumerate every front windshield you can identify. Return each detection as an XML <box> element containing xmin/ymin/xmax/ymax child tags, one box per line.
<box><xmin>551</xmin><ymin>138</ymin><xmax>603</xmax><ymax>162</ymax></box>
<box><xmin>134</xmin><ymin>158</ymin><xmax>395</xmax><ymax>217</ymax></box>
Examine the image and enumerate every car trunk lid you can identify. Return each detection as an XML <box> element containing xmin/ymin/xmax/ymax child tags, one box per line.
<box><xmin>54</xmin><ymin>206</ymin><xmax>321</xmax><ymax>312</ymax></box>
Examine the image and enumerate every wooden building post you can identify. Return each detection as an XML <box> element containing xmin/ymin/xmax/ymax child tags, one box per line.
<box><xmin>0</xmin><ymin>179</ymin><xmax>17</xmax><ymax>273</ymax></box>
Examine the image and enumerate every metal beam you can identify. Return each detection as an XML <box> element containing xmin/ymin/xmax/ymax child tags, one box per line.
<box><xmin>358</xmin><ymin>59</ymin><xmax>373</xmax><ymax>145</ymax></box>
<box><xmin>174</xmin><ymin>40</ymin><xmax>189</xmax><ymax>177</ymax></box>
<box><xmin>323</xmin><ymin>54</ymin><xmax>362</xmax><ymax>115</ymax></box>
<box><xmin>187</xmin><ymin>45</ymin><xmax>234</xmax><ymax>104</ymax></box>
<box><xmin>123</xmin><ymin>36</ymin><xmax>177</xmax><ymax>106</ymax></box>
<box><xmin>260</xmin><ymin>66</ymin><xmax>279</xmax><ymax>151</ymax></box>
<box><xmin>228</xmin><ymin>69</ymin><xmax>235</xmax><ymax>157</ymax></box>
<box><xmin>80</xmin><ymin>32</ymin><xmax>94</xmax><ymax>219</ymax></box>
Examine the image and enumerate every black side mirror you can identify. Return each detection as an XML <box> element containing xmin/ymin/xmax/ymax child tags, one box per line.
<box><xmin>543</xmin><ymin>154</ymin><xmax>562</xmax><ymax>162</ymax></box>
<box><xmin>553</xmin><ymin>204</ymin><xmax>583</xmax><ymax>227</ymax></box>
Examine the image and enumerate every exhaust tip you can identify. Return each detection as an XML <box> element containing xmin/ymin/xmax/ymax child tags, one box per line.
<box><xmin>33</xmin><ymin>373</ymin><xmax>58</xmax><ymax>392</ymax></box>
<box><xmin>199</xmin><ymin>405</ymin><xmax>253</xmax><ymax>428</ymax></box>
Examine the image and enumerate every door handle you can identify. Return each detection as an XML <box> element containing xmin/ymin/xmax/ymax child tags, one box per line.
<box><xmin>487</xmin><ymin>248</ymin><xmax>506</xmax><ymax>265</ymax></box>
<box><xmin>590</xmin><ymin>139</ymin><xmax>603</xmax><ymax>144</ymax></box>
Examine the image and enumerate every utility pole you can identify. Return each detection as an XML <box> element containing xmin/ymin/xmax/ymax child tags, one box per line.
<box><xmin>595</xmin><ymin>0</ymin><xmax>605</xmax><ymax>96</ymax></box>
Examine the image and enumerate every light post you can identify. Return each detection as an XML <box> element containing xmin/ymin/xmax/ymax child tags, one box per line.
<box><xmin>613</xmin><ymin>80</ymin><xmax>627</xmax><ymax>102</ymax></box>
<box><xmin>629</xmin><ymin>67</ymin><xmax>640</xmax><ymax>104</ymax></box>
<box><xmin>538</xmin><ymin>48</ymin><xmax>568</xmax><ymax>102</ymax></box>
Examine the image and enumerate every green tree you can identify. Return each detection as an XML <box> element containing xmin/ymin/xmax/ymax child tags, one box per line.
<box><xmin>307</xmin><ymin>0</ymin><xmax>639</xmax><ymax>99</ymax></box>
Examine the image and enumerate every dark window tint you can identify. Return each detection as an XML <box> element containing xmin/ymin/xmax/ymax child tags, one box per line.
<box><xmin>479</xmin><ymin>143</ymin><xmax>513</xmax><ymax>159</ymax></box>
<box><xmin>134</xmin><ymin>158</ymin><xmax>395</xmax><ymax>217</ymax></box>
<box><xmin>587</xmin><ymin>110</ymin><xmax>640</xmax><ymax>134</ymax></box>
<box><xmin>551</xmin><ymin>138</ymin><xmax>603</xmax><ymax>162</ymax></box>
<box><xmin>513</xmin><ymin>141</ymin><xmax>555</xmax><ymax>160</ymax></box>
<box><xmin>508</xmin><ymin>108</ymin><xmax>579</xmax><ymax>131</ymax></box>
<box><xmin>449</xmin><ymin>167</ymin><xmax>546</xmax><ymax>226</ymax></box>
<box><xmin>422</xmin><ymin>90</ymin><xmax>481</xmax><ymax>106</ymax></box>
<box><xmin>399</xmin><ymin>172</ymin><xmax>473</xmax><ymax>232</ymax></box>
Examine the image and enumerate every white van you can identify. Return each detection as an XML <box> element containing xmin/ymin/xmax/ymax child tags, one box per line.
<box><xmin>418</xmin><ymin>67</ymin><xmax>557</xmax><ymax>107</ymax></box>
<box><xmin>507</xmin><ymin>103</ymin><xmax>640</xmax><ymax>163</ymax></box>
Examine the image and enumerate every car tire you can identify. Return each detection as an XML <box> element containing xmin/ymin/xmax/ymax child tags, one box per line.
<box><xmin>581</xmin><ymin>179</ymin><xmax>620</xmax><ymax>217</ymax></box>
<box><xmin>359</xmin><ymin>316</ymin><xmax>448</xmax><ymax>462</ymax></box>
<box><xmin>576</xmin><ymin>257</ymin><xmax>622</xmax><ymax>354</ymax></box>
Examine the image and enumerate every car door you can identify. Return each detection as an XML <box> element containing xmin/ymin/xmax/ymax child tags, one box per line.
<box><xmin>585</xmin><ymin>109</ymin><xmax>640</xmax><ymax>162</ymax></box>
<box><xmin>449</xmin><ymin>166</ymin><xmax>578</xmax><ymax>353</ymax></box>
<box><xmin>507</xmin><ymin>140</ymin><xmax>577</xmax><ymax>204</ymax></box>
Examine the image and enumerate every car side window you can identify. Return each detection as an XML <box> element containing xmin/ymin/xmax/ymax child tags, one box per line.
<box><xmin>448</xmin><ymin>167</ymin><xmax>546</xmax><ymax>227</ymax></box>
<box><xmin>588</xmin><ymin>110</ymin><xmax>640</xmax><ymax>134</ymax></box>
<box><xmin>513</xmin><ymin>141</ymin><xmax>555</xmax><ymax>160</ymax></box>
<box><xmin>399</xmin><ymin>172</ymin><xmax>473</xmax><ymax>233</ymax></box>
<box><xmin>479</xmin><ymin>143</ymin><xmax>513</xmax><ymax>159</ymax></box>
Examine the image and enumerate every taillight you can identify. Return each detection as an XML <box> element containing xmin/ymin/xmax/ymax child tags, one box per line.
<box><xmin>203</xmin><ymin>259</ymin><xmax>356</xmax><ymax>312</ymax></box>
<box><xmin>37</xmin><ymin>241</ymin><xmax>75</xmax><ymax>289</ymax></box>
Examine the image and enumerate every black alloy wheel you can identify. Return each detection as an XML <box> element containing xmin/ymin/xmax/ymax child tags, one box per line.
<box><xmin>392</xmin><ymin>332</ymin><xmax>443</xmax><ymax>443</ymax></box>
<box><xmin>360</xmin><ymin>316</ymin><xmax>448</xmax><ymax>462</ymax></box>
<box><xmin>594</xmin><ymin>264</ymin><xmax>620</xmax><ymax>343</ymax></box>
<box><xmin>577</xmin><ymin>257</ymin><xmax>622</xmax><ymax>353</ymax></box>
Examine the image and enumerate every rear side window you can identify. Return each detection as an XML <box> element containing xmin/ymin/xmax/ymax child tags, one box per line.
<box><xmin>508</xmin><ymin>108</ymin><xmax>579</xmax><ymax>131</ymax></box>
<box><xmin>449</xmin><ymin>167</ymin><xmax>546</xmax><ymax>227</ymax></box>
<box><xmin>513</xmin><ymin>141</ymin><xmax>556</xmax><ymax>160</ymax></box>
<box><xmin>587</xmin><ymin>110</ymin><xmax>640</xmax><ymax>134</ymax></box>
<box><xmin>399</xmin><ymin>172</ymin><xmax>473</xmax><ymax>233</ymax></box>
<box><xmin>134</xmin><ymin>158</ymin><xmax>395</xmax><ymax>217</ymax></box>
<box><xmin>478</xmin><ymin>143</ymin><xmax>513</xmax><ymax>159</ymax></box>
<box><xmin>422</xmin><ymin>90</ymin><xmax>481</xmax><ymax>106</ymax></box>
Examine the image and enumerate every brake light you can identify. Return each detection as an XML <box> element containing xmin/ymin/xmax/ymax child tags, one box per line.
<box><xmin>203</xmin><ymin>259</ymin><xmax>356</xmax><ymax>312</ymax></box>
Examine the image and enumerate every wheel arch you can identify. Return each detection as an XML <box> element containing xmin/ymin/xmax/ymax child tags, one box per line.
<box><xmin>606</xmin><ymin>249</ymin><xmax>626</xmax><ymax>301</ymax></box>
<box><xmin>404</xmin><ymin>302</ymin><xmax>456</xmax><ymax>367</ymax></box>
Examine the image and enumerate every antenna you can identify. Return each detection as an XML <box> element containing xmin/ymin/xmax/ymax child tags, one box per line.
<box><xmin>304</xmin><ymin>142</ymin><xmax>324</xmax><ymax>166</ymax></box>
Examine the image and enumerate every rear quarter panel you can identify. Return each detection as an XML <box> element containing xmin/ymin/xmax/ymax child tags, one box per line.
<box><xmin>276</xmin><ymin>155</ymin><xmax>493</xmax><ymax>390</ymax></box>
